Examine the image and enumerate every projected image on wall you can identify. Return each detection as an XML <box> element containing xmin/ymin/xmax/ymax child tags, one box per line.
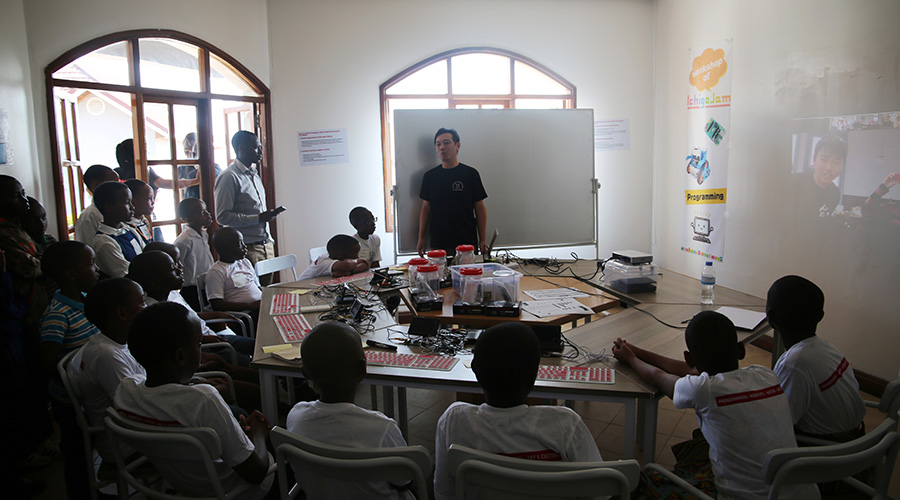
<box><xmin>791</xmin><ymin>112</ymin><xmax>900</xmax><ymax>230</ymax></box>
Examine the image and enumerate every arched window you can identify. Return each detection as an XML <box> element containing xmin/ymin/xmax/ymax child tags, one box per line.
<box><xmin>379</xmin><ymin>47</ymin><xmax>576</xmax><ymax>231</ymax></box>
<box><xmin>46</xmin><ymin>30</ymin><xmax>274</xmax><ymax>242</ymax></box>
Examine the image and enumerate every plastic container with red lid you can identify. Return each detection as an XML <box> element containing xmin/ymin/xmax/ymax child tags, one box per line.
<box><xmin>455</xmin><ymin>245</ymin><xmax>475</xmax><ymax>265</ymax></box>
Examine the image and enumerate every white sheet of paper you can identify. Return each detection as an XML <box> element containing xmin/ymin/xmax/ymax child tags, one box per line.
<box><xmin>521</xmin><ymin>298</ymin><xmax>593</xmax><ymax>318</ymax></box>
<box><xmin>524</xmin><ymin>288</ymin><xmax>589</xmax><ymax>300</ymax></box>
<box><xmin>715</xmin><ymin>306</ymin><xmax>767</xmax><ymax>330</ymax></box>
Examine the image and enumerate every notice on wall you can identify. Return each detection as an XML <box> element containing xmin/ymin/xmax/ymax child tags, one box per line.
<box><xmin>594</xmin><ymin>118</ymin><xmax>630</xmax><ymax>151</ymax></box>
<box><xmin>298</xmin><ymin>128</ymin><xmax>349</xmax><ymax>166</ymax></box>
<box><xmin>681</xmin><ymin>40</ymin><xmax>732</xmax><ymax>262</ymax></box>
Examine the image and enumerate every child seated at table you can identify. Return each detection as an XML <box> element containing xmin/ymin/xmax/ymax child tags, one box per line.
<box><xmin>434</xmin><ymin>322</ymin><xmax>602</xmax><ymax>500</ymax></box>
<box><xmin>767</xmin><ymin>275</ymin><xmax>866</xmax><ymax>440</ymax></box>
<box><xmin>350</xmin><ymin>206</ymin><xmax>381</xmax><ymax>268</ymax></box>
<box><xmin>612</xmin><ymin>311</ymin><xmax>819</xmax><ymax>500</ymax></box>
<box><xmin>91</xmin><ymin>181</ymin><xmax>145</xmax><ymax>278</ymax></box>
<box><xmin>297</xmin><ymin>234</ymin><xmax>369</xmax><ymax>281</ymax></box>
<box><xmin>173</xmin><ymin>197</ymin><xmax>215</xmax><ymax>311</ymax></box>
<box><xmin>75</xmin><ymin>164</ymin><xmax>119</xmax><ymax>246</ymax></box>
<box><xmin>286</xmin><ymin>322</ymin><xmax>413</xmax><ymax>499</ymax></box>
<box><xmin>114</xmin><ymin>302</ymin><xmax>273</xmax><ymax>497</ymax></box>
<box><xmin>207</xmin><ymin>227</ymin><xmax>262</xmax><ymax>322</ymax></box>
<box><xmin>124</xmin><ymin>179</ymin><xmax>155</xmax><ymax>246</ymax></box>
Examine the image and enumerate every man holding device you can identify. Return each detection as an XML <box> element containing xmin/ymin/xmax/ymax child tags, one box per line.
<box><xmin>215</xmin><ymin>130</ymin><xmax>284</xmax><ymax>285</ymax></box>
<box><xmin>417</xmin><ymin>128</ymin><xmax>488</xmax><ymax>257</ymax></box>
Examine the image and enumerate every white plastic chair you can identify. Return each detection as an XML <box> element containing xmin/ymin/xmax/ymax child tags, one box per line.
<box><xmin>448</xmin><ymin>444</ymin><xmax>640</xmax><ymax>499</ymax></box>
<box><xmin>104</xmin><ymin>407</ymin><xmax>275</xmax><ymax>500</ymax></box>
<box><xmin>255</xmin><ymin>253</ymin><xmax>298</xmax><ymax>283</ymax></box>
<box><xmin>308</xmin><ymin>246</ymin><xmax>327</xmax><ymax>265</ymax></box>
<box><xmin>270</xmin><ymin>426</ymin><xmax>432</xmax><ymax>500</ymax></box>
<box><xmin>196</xmin><ymin>272</ymin><xmax>256</xmax><ymax>337</ymax></box>
<box><xmin>643</xmin><ymin>417</ymin><xmax>900</xmax><ymax>500</ymax></box>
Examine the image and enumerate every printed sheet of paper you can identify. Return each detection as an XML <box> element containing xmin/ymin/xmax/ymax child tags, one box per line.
<box><xmin>524</xmin><ymin>288</ymin><xmax>589</xmax><ymax>300</ymax></box>
<box><xmin>521</xmin><ymin>298</ymin><xmax>593</xmax><ymax>318</ymax></box>
<box><xmin>715</xmin><ymin>306</ymin><xmax>767</xmax><ymax>330</ymax></box>
<box><xmin>270</xmin><ymin>293</ymin><xmax>301</xmax><ymax>316</ymax></box>
<box><xmin>273</xmin><ymin>314</ymin><xmax>312</xmax><ymax>343</ymax></box>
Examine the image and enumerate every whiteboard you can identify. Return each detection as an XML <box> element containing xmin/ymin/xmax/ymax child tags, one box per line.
<box><xmin>393</xmin><ymin>109</ymin><xmax>596</xmax><ymax>254</ymax></box>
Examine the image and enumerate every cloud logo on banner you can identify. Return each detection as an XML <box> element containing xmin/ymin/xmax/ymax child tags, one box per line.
<box><xmin>689</xmin><ymin>48</ymin><xmax>728</xmax><ymax>91</ymax></box>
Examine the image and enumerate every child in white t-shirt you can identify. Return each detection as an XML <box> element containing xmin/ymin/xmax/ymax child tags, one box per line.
<box><xmin>349</xmin><ymin>206</ymin><xmax>381</xmax><ymax>268</ymax></box>
<box><xmin>173</xmin><ymin>198</ymin><xmax>215</xmax><ymax>311</ymax></box>
<box><xmin>297</xmin><ymin>234</ymin><xmax>370</xmax><ymax>281</ymax></box>
<box><xmin>74</xmin><ymin>164</ymin><xmax>119</xmax><ymax>247</ymax></box>
<box><xmin>286</xmin><ymin>322</ymin><xmax>413</xmax><ymax>499</ymax></box>
<box><xmin>434</xmin><ymin>322</ymin><xmax>602</xmax><ymax>500</ymax></box>
<box><xmin>114</xmin><ymin>302</ymin><xmax>273</xmax><ymax>498</ymax></box>
<box><xmin>613</xmin><ymin>311</ymin><xmax>820</xmax><ymax>500</ymax></box>
<box><xmin>207</xmin><ymin>227</ymin><xmax>262</xmax><ymax>326</ymax></box>
<box><xmin>767</xmin><ymin>275</ymin><xmax>865</xmax><ymax>439</ymax></box>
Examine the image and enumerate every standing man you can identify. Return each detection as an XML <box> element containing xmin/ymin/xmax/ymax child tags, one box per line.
<box><xmin>214</xmin><ymin>130</ymin><xmax>282</xmax><ymax>285</ymax></box>
<box><xmin>417</xmin><ymin>128</ymin><xmax>488</xmax><ymax>257</ymax></box>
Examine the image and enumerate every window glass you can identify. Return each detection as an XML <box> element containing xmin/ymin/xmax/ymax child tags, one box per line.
<box><xmin>210</xmin><ymin>53</ymin><xmax>261</xmax><ymax>97</ymax></box>
<box><xmin>173</xmin><ymin>105</ymin><xmax>199</xmax><ymax>161</ymax></box>
<box><xmin>143</xmin><ymin>102</ymin><xmax>171</xmax><ymax>161</ymax></box>
<box><xmin>514</xmin><ymin>61</ymin><xmax>568</xmax><ymax>95</ymax></box>
<box><xmin>451</xmin><ymin>53</ymin><xmax>510</xmax><ymax>95</ymax></box>
<box><xmin>386</xmin><ymin>60</ymin><xmax>448</xmax><ymax>95</ymax></box>
<box><xmin>515</xmin><ymin>99</ymin><xmax>565</xmax><ymax>109</ymax></box>
<box><xmin>139</xmin><ymin>38</ymin><xmax>201</xmax><ymax>92</ymax></box>
<box><xmin>53</xmin><ymin>41</ymin><xmax>131</xmax><ymax>86</ymax></box>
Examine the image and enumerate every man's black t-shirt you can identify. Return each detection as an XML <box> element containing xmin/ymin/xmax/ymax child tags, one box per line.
<box><xmin>791</xmin><ymin>173</ymin><xmax>840</xmax><ymax>218</ymax></box>
<box><xmin>419</xmin><ymin>163</ymin><xmax>487</xmax><ymax>252</ymax></box>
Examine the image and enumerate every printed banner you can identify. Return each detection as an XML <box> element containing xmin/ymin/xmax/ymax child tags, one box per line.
<box><xmin>681</xmin><ymin>40</ymin><xmax>732</xmax><ymax>262</ymax></box>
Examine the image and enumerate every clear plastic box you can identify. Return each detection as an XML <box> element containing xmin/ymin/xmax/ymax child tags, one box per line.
<box><xmin>603</xmin><ymin>260</ymin><xmax>658</xmax><ymax>293</ymax></box>
<box><xmin>449</xmin><ymin>263</ymin><xmax>522</xmax><ymax>300</ymax></box>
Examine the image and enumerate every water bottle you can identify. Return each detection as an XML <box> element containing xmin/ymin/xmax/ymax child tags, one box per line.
<box><xmin>700</xmin><ymin>261</ymin><xmax>716</xmax><ymax>305</ymax></box>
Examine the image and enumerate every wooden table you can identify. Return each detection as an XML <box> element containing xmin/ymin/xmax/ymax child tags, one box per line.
<box><xmin>398</xmin><ymin>273</ymin><xmax>619</xmax><ymax>328</ymax></box>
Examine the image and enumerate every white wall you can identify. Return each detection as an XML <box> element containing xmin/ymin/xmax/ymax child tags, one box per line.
<box><xmin>653</xmin><ymin>0</ymin><xmax>900</xmax><ymax>379</ymax></box>
<box><xmin>21</xmin><ymin>0</ymin><xmax>271</xmax><ymax>233</ymax></box>
<box><xmin>265</xmin><ymin>0</ymin><xmax>655</xmax><ymax>265</ymax></box>
<box><xmin>0</xmin><ymin>0</ymin><xmax>41</xmax><ymax>196</ymax></box>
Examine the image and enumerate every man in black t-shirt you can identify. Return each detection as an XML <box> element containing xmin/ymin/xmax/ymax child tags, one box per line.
<box><xmin>417</xmin><ymin>128</ymin><xmax>488</xmax><ymax>256</ymax></box>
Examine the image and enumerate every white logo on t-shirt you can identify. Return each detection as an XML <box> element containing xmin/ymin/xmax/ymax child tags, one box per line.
<box><xmin>452</xmin><ymin>181</ymin><xmax>464</xmax><ymax>192</ymax></box>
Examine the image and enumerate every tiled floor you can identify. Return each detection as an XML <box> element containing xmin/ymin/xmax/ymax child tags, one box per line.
<box><xmin>24</xmin><ymin>343</ymin><xmax>900</xmax><ymax>499</ymax></box>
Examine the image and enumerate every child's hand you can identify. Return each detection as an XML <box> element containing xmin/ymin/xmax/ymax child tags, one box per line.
<box><xmin>239</xmin><ymin>410</ymin><xmax>272</xmax><ymax>436</ymax></box>
<box><xmin>612</xmin><ymin>338</ymin><xmax>636</xmax><ymax>363</ymax></box>
<box><xmin>884</xmin><ymin>172</ymin><xmax>900</xmax><ymax>188</ymax></box>
<box><xmin>354</xmin><ymin>259</ymin><xmax>370</xmax><ymax>273</ymax></box>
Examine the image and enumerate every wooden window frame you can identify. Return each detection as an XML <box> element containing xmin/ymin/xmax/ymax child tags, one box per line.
<box><xmin>45</xmin><ymin>29</ymin><xmax>275</xmax><ymax>246</ymax></box>
<box><xmin>379</xmin><ymin>47</ymin><xmax>576</xmax><ymax>232</ymax></box>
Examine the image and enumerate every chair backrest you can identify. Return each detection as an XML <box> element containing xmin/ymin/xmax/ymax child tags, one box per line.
<box><xmin>764</xmin><ymin>418</ymin><xmax>900</xmax><ymax>500</ymax></box>
<box><xmin>308</xmin><ymin>246</ymin><xmax>327</xmax><ymax>265</ymax></box>
<box><xmin>196</xmin><ymin>272</ymin><xmax>211</xmax><ymax>312</ymax></box>
<box><xmin>255</xmin><ymin>253</ymin><xmax>298</xmax><ymax>283</ymax></box>
<box><xmin>879</xmin><ymin>377</ymin><xmax>900</xmax><ymax>419</ymax></box>
<box><xmin>447</xmin><ymin>444</ymin><xmax>639</xmax><ymax>499</ymax></box>
<box><xmin>270</xmin><ymin>426</ymin><xmax>432</xmax><ymax>500</ymax></box>
<box><xmin>104</xmin><ymin>407</ymin><xmax>229</xmax><ymax>500</ymax></box>
<box><xmin>58</xmin><ymin>349</ymin><xmax>92</xmax><ymax>433</ymax></box>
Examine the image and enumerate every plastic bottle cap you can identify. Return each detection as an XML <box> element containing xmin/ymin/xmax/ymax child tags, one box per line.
<box><xmin>706</xmin><ymin>261</ymin><xmax>713</xmax><ymax>265</ymax></box>
<box><xmin>426</xmin><ymin>250</ymin><xmax>447</xmax><ymax>258</ymax></box>
<box><xmin>460</xmin><ymin>267</ymin><xmax>483</xmax><ymax>276</ymax></box>
<box><xmin>456</xmin><ymin>245</ymin><xmax>475</xmax><ymax>252</ymax></box>
<box><xmin>408</xmin><ymin>258</ymin><xmax>429</xmax><ymax>266</ymax></box>
<box><xmin>416</xmin><ymin>264</ymin><xmax>439</xmax><ymax>273</ymax></box>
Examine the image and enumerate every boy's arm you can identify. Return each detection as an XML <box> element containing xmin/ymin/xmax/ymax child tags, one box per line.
<box><xmin>233</xmin><ymin>411</ymin><xmax>271</xmax><ymax>484</ymax></box>
<box><xmin>612</xmin><ymin>341</ymin><xmax>680</xmax><ymax>399</ymax></box>
<box><xmin>616</xmin><ymin>338</ymin><xmax>697</xmax><ymax>377</ymax></box>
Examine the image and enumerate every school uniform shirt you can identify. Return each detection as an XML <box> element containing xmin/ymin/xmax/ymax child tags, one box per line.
<box><xmin>205</xmin><ymin>258</ymin><xmax>262</xmax><ymax>303</ymax></box>
<box><xmin>353</xmin><ymin>233</ymin><xmax>382</xmax><ymax>265</ymax></box>
<box><xmin>286</xmin><ymin>401</ymin><xmax>413</xmax><ymax>500</ymax></box>
<box><xmin>674</xmin><ymin>366</ymin><xmax>820</xmax><ymax>500</ymax></box>
<box><xmin>94</xmin><ymin>222</ymin><xmax>145</xmax><ymax>278</ymax></box>
<box><xmin>174</xmin><ymin>225</ymin><xmax>215</xmax><ymax>287</ymax></box>
<box><xmin>74</xmin><ymin>203</ymin><xmax>102</xmax><ymax>247</ymax></box>
<box><xmin>774</xmin><ymin>335</ymin><xmax>865</xmax><ymax>435</ymax></box>
<box><xmin>68</xmin><ymin>333</ymin><xmax>145</xmax><ymax>459</ymax></box>
<box><xmin>114</xmin><ymin>377</ymin><xmax>273</xmax><ymax>499</ymax></box>
<box><xmin>125</xmin><ymin>216</ymin><xmax>153</xmax><ymax>247</ymax></box>
<box><xmin>434</xmin><ymin>402</ymin><xmax>602</xmax><ymax>500</ymax></box>
<box><xmin>40</xmin><ymin>291</ymin><xmax>100</xmax><ymax>401</ymax></box>
<box><xmin>296</xmin><ymin>253</ymin><xmax>334</xmax><ymax>282</ymax></box>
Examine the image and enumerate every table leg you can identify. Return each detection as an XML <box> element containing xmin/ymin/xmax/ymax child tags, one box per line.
<box><xmin>623</xmin><ymin>400</ymin><xmax>636</xmax><ymax>459</ymax></box>
<box><xmin>640</xmin><ymin>399</ymin><xmax>659</xmax><ymax>464</ymax></box>
<box><xmin>260</xmin><ymin>370</ymin><xmax>279</xmax><ymax>423</ymax></box>
<box><xmin>370</xmin><ymin>385</ymin><xmax>378</xmax><ymax>411</ymax></box>
<box><xmin>398</xmin><ymin>387</ymin><xmax>408</xmax><ymax>441</ymax></box>
<box><xmin>383</xmin><ymin>386</ymin><xmax>395</xmax><ymax>419</ymax></box>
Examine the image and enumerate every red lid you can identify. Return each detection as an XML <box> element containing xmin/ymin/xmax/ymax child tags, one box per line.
<box><xmin>408</xmin><ymin>258</ymin><xmax>429</xmax><ymax>266</ymax></box>
<box><xmin>456</xmin><ymin>244</ymin><xmax>475</xmax><ymax>252</ymax></box>
<box><xmin>416</xmin><ymin>264</ymin><xmax>439</xmax><ymax>273</ymax></box>
<box><xmin>426</xmin><ymin>249</ymin><xmax>447</xmax><ymax>258</ymax></box>
<box><xmin>460</xmin><ymin>267</ymin><xmax>483</xmax><ymax>276</ymax></box>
